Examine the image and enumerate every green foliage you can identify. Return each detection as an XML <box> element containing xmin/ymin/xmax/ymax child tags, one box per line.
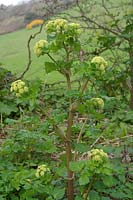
<box><xmin>0</xmin><ymin>67</ymin><xmax>19</xmax><ymax>122</ymax></box>
<box><xmin>0</xmin><ymin>3</ymin><xmax>132</xmax><ymax>199</ymax></box>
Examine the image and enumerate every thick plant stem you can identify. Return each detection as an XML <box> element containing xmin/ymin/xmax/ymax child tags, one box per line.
<box><xmin>129</xmin><ymin>41</ymin><xmax>133</xmax><ymax>109</ymax></box>
<box><xmin>65</xmin><ymin>70</ymin><xmax>74</xmax><ymax>200</ymax></box>
<box><xmin>65</xmin><ymin>116</ymin><xmax>75</xmax><ymax>200</ymax></box>
<box><xmin>66</xmin><ymin>110</ymin><xmax>74</xmax><ymax>200</ymax></box>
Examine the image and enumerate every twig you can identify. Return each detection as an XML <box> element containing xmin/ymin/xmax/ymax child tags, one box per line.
<box><xmin>18</xmin><ymin>22</ymin><xmax>45</xmax><ymax>79</ymax></box>
<box><xmin>76</xmin><ymin>0</ymin><xmax>129</xmax><ymax>41</ymax></box>
<box><xmin>74</xmin><ymin>118</ymin><xmax>88</xmax><ymax>161</ymax></box>
<box><xmin>0</xmin><ymin>113</ymin><xmax>4</xmax><ymax>134</ymax></box>
<box><xmin>90</xmin><ymin>135</ymin><xmax>104</xmax><ymax>149</ymax></box>
<box><xmin>100</xmin><ymin>135</ymin><xmax>133</xmax><ymax>146</ymax></box>
<box><xmin>81</xmin><ymin>78</ymin><xmax>89</xmax><ymax>94</ymax></box>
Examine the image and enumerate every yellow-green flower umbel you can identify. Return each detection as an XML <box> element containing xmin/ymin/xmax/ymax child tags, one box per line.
<box><xmin>35</xmin><ymin>164</ymin><xmax>50</xmax><ymax>178</ymax></box>
<box><xmin>89</xmin><ymin>97</ymin><xmax>104</xmax><ymax>110</ymax></box>
<box><xmin>91</xmin><ymin>56</ymin><xmax>107</xmax><ymax>72</ymax></box>
<box><xmin>34</xmin><ymin>40</ymin><xmax>48</xmax><ymax>57</ymax></box>
<box><xmin>45</xmin><ymin>18</ymin><xmax>81</xmax><ymax>42</ymax></box>
<box><xmin>86</xmin><ymin>149</ymin><xmax>109</xmax><ymax>173</ymax></box>
<box><xmin>88</xmin><ymin>149</ymin><xmax>108</xmax><ymax>163</ymax></box>
<box><xmin>10</xmin><ymin>80</ymin><xmax>28</xmax><ymax>97</ymax></box>
<box><xmin>45</xmin><ymin>18</ymin><xmax>68</xmax><ymax>33</ymax></box>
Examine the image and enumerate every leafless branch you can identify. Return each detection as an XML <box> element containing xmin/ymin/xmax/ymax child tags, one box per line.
<box><xmin>76</xmin><ymin>0</ymin><xmax>129</xmax><ymax>41</ymax></box>
<box><xmin>18</xmin><ymin>22</ymin><xmax>44</xmax><ymax>80</ymax></box>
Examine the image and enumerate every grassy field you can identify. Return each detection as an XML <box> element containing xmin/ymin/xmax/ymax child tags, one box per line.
<box><xmin>0</xmin><ymin>27</ymin><xmax>64</xmax><ymax>82</ymax></box>
<box><xmin>0</xmin><ymin>0</ymin><xmax>127</xmax><ymax>82</ymax></box>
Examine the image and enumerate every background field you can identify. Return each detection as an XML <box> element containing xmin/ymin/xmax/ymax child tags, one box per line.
<box><xmin>0</xmin><ymin>27</ymin><xmax>64</xmax><ymax>82</ymax></box>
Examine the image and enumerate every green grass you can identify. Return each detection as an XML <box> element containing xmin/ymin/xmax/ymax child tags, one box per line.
<box><xmin>0</xmin><ymin>27</ymin><xmax>64</xmax><ymax>82</ymax></box>
<box><xmin>0</xmin><ymin>0</ymin><xmax>127</xmax><ymax>82</ymax></box>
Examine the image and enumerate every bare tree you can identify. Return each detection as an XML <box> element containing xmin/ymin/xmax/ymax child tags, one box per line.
<box><xmin>65</xmin><ymin>0</ymin><xmax>133</xmax><ymax>109</ymax></box>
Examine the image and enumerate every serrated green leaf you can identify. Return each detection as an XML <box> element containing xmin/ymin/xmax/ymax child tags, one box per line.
<box><xmin>0</xmin><ymin>102</ymin><xmax>17</xmax><ymax>115</ymax></box>
<box><xmin>75</xmin><ymin>143</ymin><xmax>90</xmax><ymax>153</ymax></box>
<box><xmin>88</xmin><ymin>190</ymin><xmax>100</xmax><ymax>200</ymax></box>
<box><xmin>79</xmin><ymin>172</ymin><xmax>90</xmax><ymax>185</ymax></box>
<box><xmin>102</xmin><ymin>176</ymin><xmax>115</xmax><ymax>187</ymax></box>
<box><xmin>53</xmin><ymin>188</ymin><xmax>65</xmax><ymax>199</ymax></box>
<box><xmin>70</xmin><ymin>161</ymin><xmax>84</xmax><ymax>172</ymax></box>
<box><xmin>101</xmin><ymin>197</ymin><xmax>110</xmax><ymax>200</ymax></box>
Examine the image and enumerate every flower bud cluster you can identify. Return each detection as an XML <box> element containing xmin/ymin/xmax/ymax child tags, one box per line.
<box><xmin>91</xmin><ymin>97</ymin><xmax>104</xmax><ymax>109</ymax></box>
<box><xmin>46</xmin><ymin>18</ymin><xmax>68</xmax><ymax>33</ymax></box>
<box><xmin>34</xmin><ymin>40</ymin><xmax>48</xmax><ymax>57</ymax></box>
<box><xmin>34</xmin><ymin>19</ymin><xmax>81</xmax><ymax>57</ymax></box>
<box><xmin>35</xmin><ymin>164</ymin><xmax>50</xmax><ymax>178</ymax></box>
<box><xmin>88</xmin><ymin>149</ymin><xmax>108</xmax><ymax>163</ymax></box>
<box><xmin>91</xmin><ymin>56</ymin><xmax>107</xmax><ymax>72</ymax></box>
<box><xmin>45</xmin><ymin>18</ymin><xmax>81</xmax><ymax>37</ymax></box>
<box><xmin>10</xmin><ymin>80</ymin><xmax>28</xmax><ymax>97</ymax></box>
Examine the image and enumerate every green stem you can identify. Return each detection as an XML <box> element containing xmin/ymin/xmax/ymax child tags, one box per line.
<box><xmin>83</xmin><ymin>177</ymin><xmax>95</xmax><ymax>200</ymax></box>
<box><xmin>64</xmin><ymin>47</ymin><xmax>74</xmax><ymax>199</ymax></box>
<box><xmin>81</xmin><ymin>78</ymin><xmax>89</xmax><ymax>94</ymax></box>
<box><xmin>65</xmin><ymin>75</ymin><xmax>75</xmax><ymax>200</ymax></box>
<box><xmin>40</xmin><ymin>107</ymin><xmax>66</xmax><ymax>140</ymax></box>
<box><xmin>47</xmin><ymin>53</ymin><xmax>58</xmax><ymax>65</ymax></box>
<box><xmin>129</xmin><ymin>40</ymin><xmax>133</xmax><ymax>109</ymax></box>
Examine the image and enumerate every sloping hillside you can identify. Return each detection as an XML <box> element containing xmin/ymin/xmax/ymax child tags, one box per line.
<box><xmin>0</xmin><ymin>0</ymin><xmax>76</xmax><ymax>35</ymax></box>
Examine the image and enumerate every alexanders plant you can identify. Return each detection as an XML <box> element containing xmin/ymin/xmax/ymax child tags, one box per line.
<box><xmin>33</xmin><ymin>18</ymin><xmax>109</xmax><ymax>200</ymax></box>
<box><xmin>9</xmin><ymin>18</ymin><xmax>109</xmax><ymax>200</ymax></box>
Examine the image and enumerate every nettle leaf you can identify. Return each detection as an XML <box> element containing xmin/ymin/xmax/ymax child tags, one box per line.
<box><xmin>125</xmin><ymin>111</ymin><xmax>133</xmax><ymax>123</ymax></box>
<box><xmin>101</xmin><ymin>197</ymin><xmax>110</xmax><ymax>200</ymax></box>
<box><xmin>75</xmin><ymin>196</ymin><xmax>83</xmax><ymax>200</ymax></box>
<box><xmin>77</xmin><ymin>104</ymin><xmax>86</xmax><ymax>114</ymax></box>
<box><xmin>46</xmin><ymin>197</ymin><xmax>54</xmax><ymax>200</ymax></box>
<box><xmin>5</xmin><ymin>118</ymin><xmax>18</xmax><ymax>125</ymax></box>
<box><xmin>88</xmin><ymin>190</ymin><xmax>100</xmax><ymax>200</ymax></box>
<box><xmin>102</xmin><ymin>176</ymin><xmax>115</xmax><ymax>187</ymax></box>
<box><xmin>0</xmin><ymin>195</ymin><xmax>5</xmax><ymax>200</ymax></box>
<box><xmin>79</xmin><ymin>171</ymin><xmax>90</xmax><ymax>185</ymax></box>
<box><xmin>56</xmin><ymin>166</ymin><xmax>67</xmax><ymax>177</ymax></box>
<box><xmin>73</xmin><ymin>41</ymin><xmax>81</xmax><ymax>51</ymax></box>
<box><xmin>0</xmin><ymin>101</ymin><xmax>18</xmax><ymax>115</ymax></box>
<box><xmin>118</xmin><ymin>174</ymin><xmax>126</xmax><ymax>183</ymax></box>
<box><xmin>70</xmin><ymin>161</ymin><xmax>84</xmax><ymax>172</ymax></box>
<box><xmin>119</xmin><ymin>122</ymin><xmax>127</xmax><ymax>136</ymax></box>
<box><xmin>10</xmin><ymin>194</ymin><xmax>19</xmax><ymax>200</ymax></box>
<box><xmin>110</xmin><ymin>190</ymin><xmax>128</xmax><ymax>199</ymax></box>
<box><xmin>74</xmin><ymin>143</ymin><xmax>90</xmax><ymax>153</ymax></box>
<box><xmin>123</xmin><ymin>187</ymin><xmax>133</xmax><ymax>198</ymax></box>
<box><xmin>45</xmin><ymin>62</ymin><xmax>57</xmax><ymax>73</ymax></box>
<box><xmin>52</xmin><ymin>187</ymin><xmax>65</xmax><ymax>199</ymax></box>
<box><xmin>43</xmin><ymin>140</ymin><xmax>57</xmax><ymax>153</ymax></box>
